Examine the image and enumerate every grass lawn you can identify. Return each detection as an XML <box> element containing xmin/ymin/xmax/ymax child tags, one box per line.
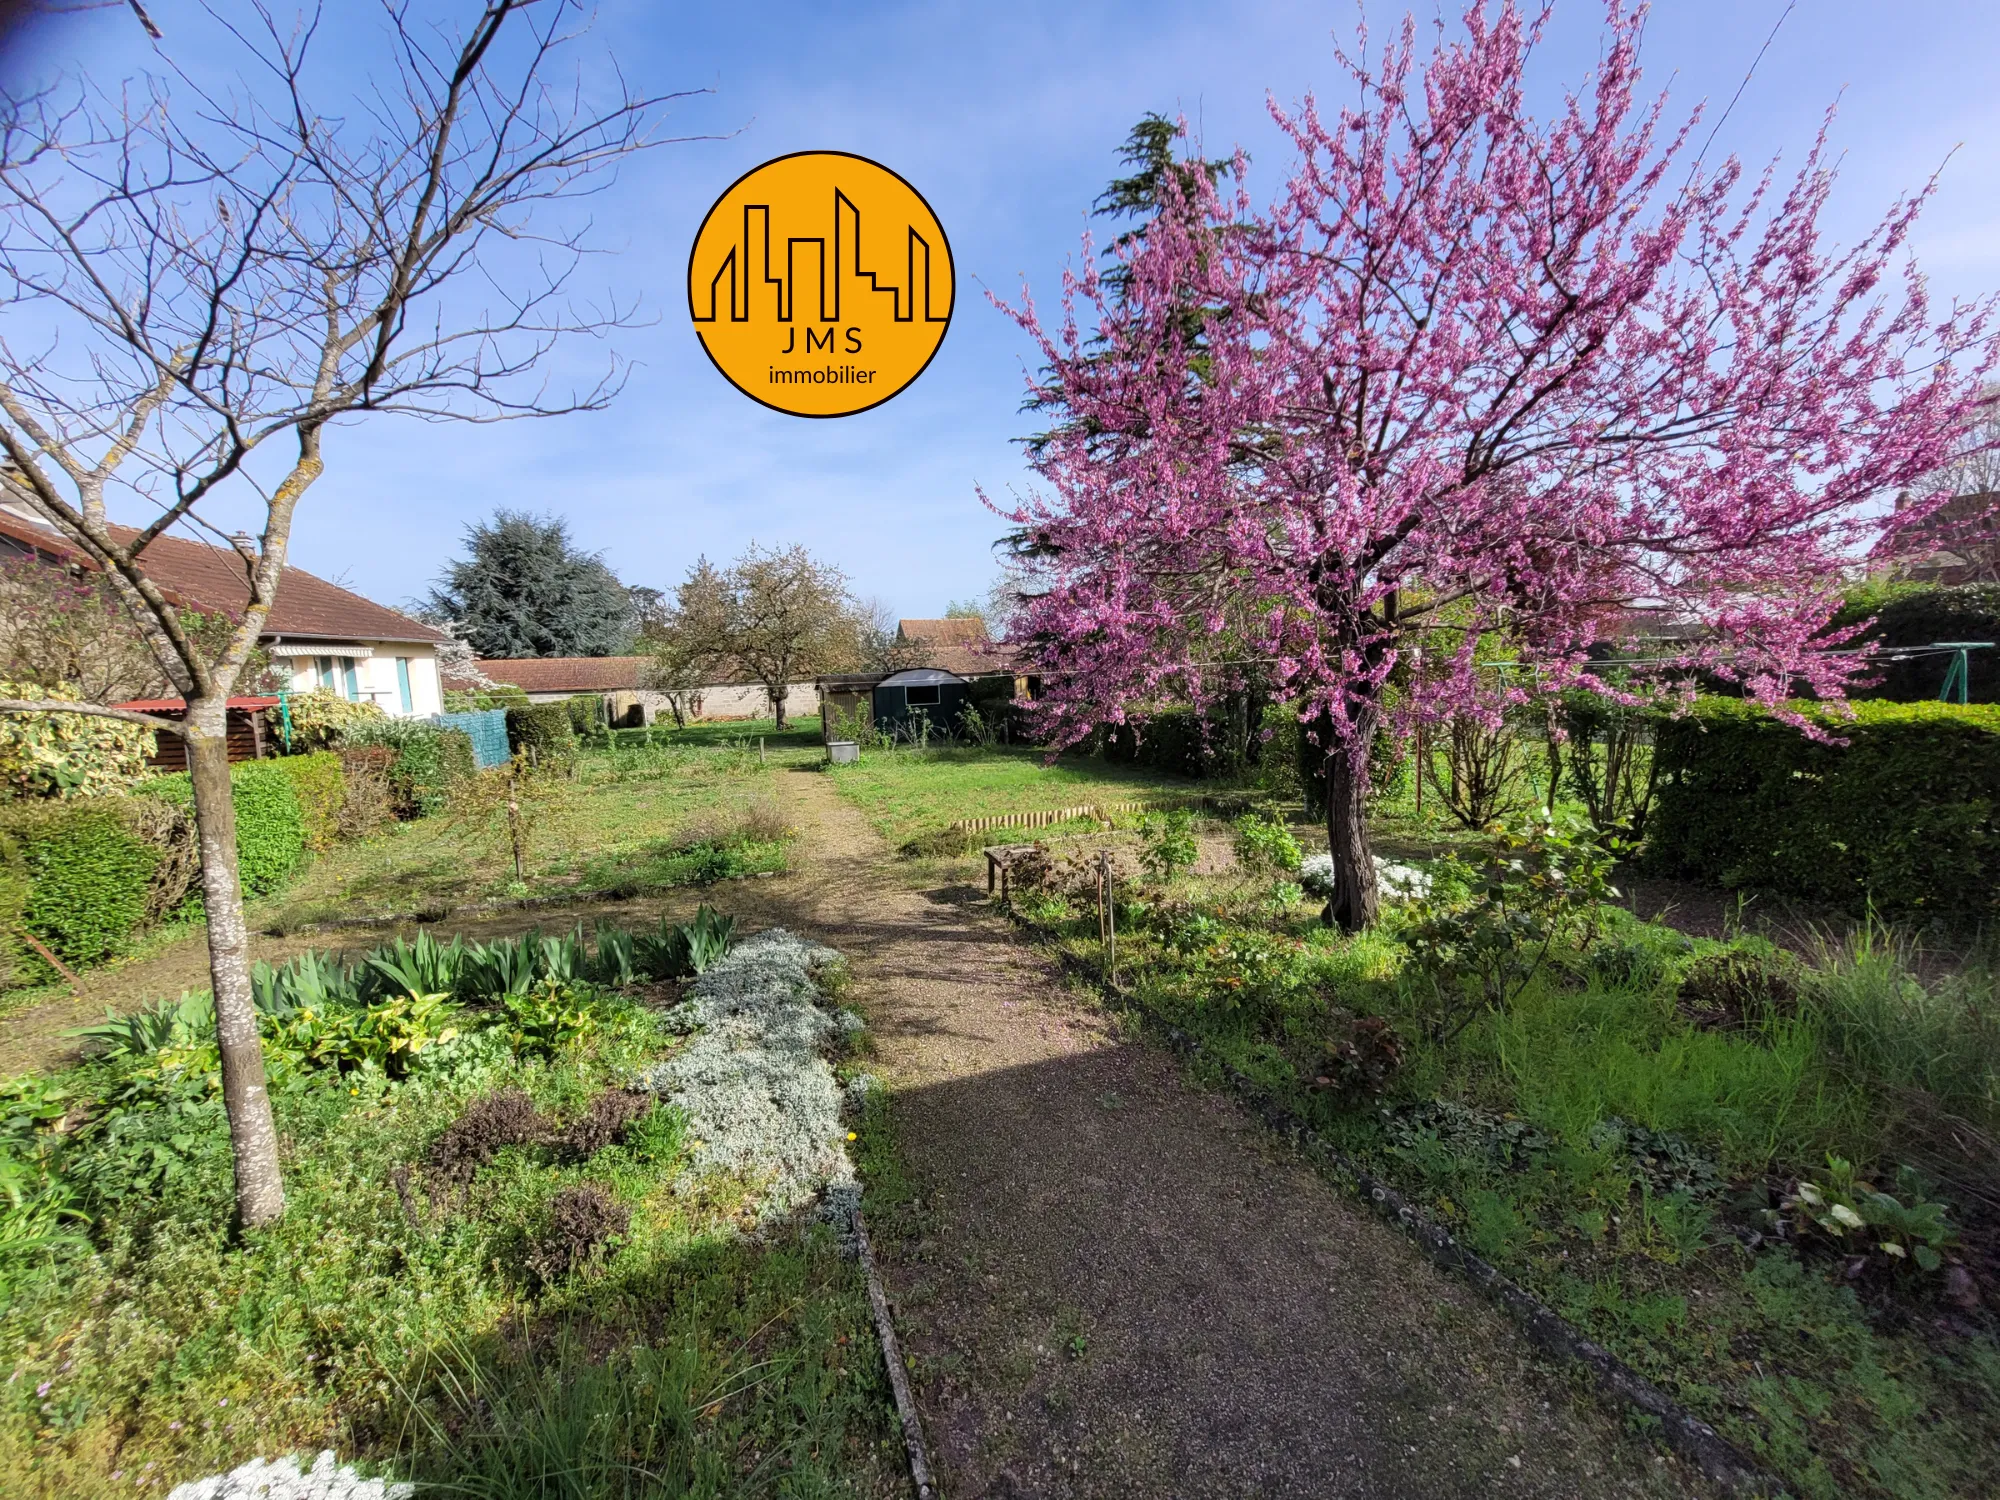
<box><xmin>267</xmin><ymin>736</ymin><xmax>820</xmax><ymax>929</ymax></box>
<box><xmin>0</xmin><ymin>914</ymin><xmax>904</xmax><ymax>1499</ymax></box>
<box><xmin>824</xmin><ymin>743</ymin><xmax>1219</xmax><ymax>851</ymax></box>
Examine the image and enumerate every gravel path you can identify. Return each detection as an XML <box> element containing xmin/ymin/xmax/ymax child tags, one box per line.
<box><xmin>724</xmin><ymin>768</ymin><xmax>1712</xmax><ymax>1500</ymax></box>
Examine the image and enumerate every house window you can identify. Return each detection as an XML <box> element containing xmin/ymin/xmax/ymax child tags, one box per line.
<box><xmin>395</xmin><ymin>657</ymin><xmax>413</xmax><ymax>714</ymax></box>
<box><xmin>905</xmin><ymin>684</ymin><xmax>942</xmax><ymax>707</ymax></box>
<box><xmin>341</xmin><ymin>657</ymin><xmax>359</xmax><ymax>701</ymax></box>
<box><xmin>317</xmin><ymin>655</ymin><xmax>335</xmax><ymax>691</ymax></box>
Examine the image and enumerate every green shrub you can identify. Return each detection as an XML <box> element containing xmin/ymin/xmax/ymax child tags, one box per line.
<box><xmin>1645</xmin><ymin>698</ymin><xmax>2000</xmax><ymax>924</ymax></box>
<box><xmin>0</xmin><ymin>680</ymin><xmax>155</xmax><ymax>798</ymax></box>
<box><xmin>139</xmin><ymin>759</ymin><xmax>308</xmax><ymax>898</ymax></box>
<box><xmin>340</xmin><ymin>720</ymin><xmax>474</xmax><ymax>817</ymax></box>
<box><xmin>272</xmin><ymin>751</ymin><xmax>347</xmax><ymax>852</ymax></box>
<box><xmin>506</xmin><ymin>702</ymin><xmax>578</xmax><ymax>765</ymax></box>
<box><xmin>563</xmin><ymin>693</ymin><xmax>605</xmax><ymax>737</ymax></box>
<box><xmin>1102</xmin><ymin>707</ymin><xmax>1216</xmax><ymax>777</ymax></box>
<box><xmin>442</xmin><ymin>683</ymin><xmax>530</xmax><ymax>713</ymax></box>
<box><xmin>270</xmin><ymin>688</ymin><xmax>385</xmax><ymax>752</ymax></box>
<box><xmin>0</xmin><ymin>798</ymin><xmax>160</xmax><ymax>968</ymax></box>
<box><xmin>1232</xmin><ymin>810</ymin><xmax>1302</xmax><ymax>874</ymax></box>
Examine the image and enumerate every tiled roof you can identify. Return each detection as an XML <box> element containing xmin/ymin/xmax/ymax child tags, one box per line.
<box><xmin>0</xmin><ymin>509</ymin><xmax>447</xmax><ymax>645</ymax></box>
<box><xmin>897</xmin><ymin>617</ymin><xmax>988</xmax><ymax>646</ymax></box>
<box><xmin>474</xmin><ymin>656</ymin><xmax>653</xmax><ymax>693</ymax></box>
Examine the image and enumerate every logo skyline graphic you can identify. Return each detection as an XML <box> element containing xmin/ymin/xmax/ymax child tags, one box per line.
<box><xmin>686</xmin><ymin>151</ymin><xmax>954</xmax><ymax>418</ymax></box>
<box><xmin>691</xmin><ymin>189</ymin><xmax>950</xmax><ymax>328</ymax></box>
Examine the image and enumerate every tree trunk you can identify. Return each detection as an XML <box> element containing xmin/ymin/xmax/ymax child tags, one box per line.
<box><xmin>186</xmin><ymin>711</ymin><xmax>285</xmax><ymax>1228</ymax></box>
<box><xmin>770</xmin><ymin>683</ymin><xmax>788</xmax><ymax>731</ymax></box>
<box><xmin>1322</xmin><ymin>711</ymin><xmax>1382</xmax><ymax>932</ymax></box>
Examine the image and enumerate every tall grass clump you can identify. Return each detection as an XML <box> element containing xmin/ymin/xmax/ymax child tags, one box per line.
<box><xmin>1803</xmin><ymin>922</ymin><xmax>2000</xmax><ymax>1189</ymax></box>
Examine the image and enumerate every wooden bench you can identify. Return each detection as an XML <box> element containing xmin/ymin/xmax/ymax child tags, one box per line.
<box><xmin>983</xmin><ymin>844</ymin><xmax>1041</xmax><ymax>900</ymax></box>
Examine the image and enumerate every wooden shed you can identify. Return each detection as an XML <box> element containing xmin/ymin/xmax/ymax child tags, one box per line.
<box><xmin>114</xmin><ymin>696</ymin><xmax>278</xmax><ymax>771</ymax></box>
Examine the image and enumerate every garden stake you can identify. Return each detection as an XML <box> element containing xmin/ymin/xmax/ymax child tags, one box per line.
<box><xmin>17</xmin><ymin>926</ymin><xmax>82</xmax><ymax>994</ymax></box>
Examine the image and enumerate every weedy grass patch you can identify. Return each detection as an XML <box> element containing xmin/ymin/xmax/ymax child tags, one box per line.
<box><xmin>0</xmin><ymin>913</ymin><xmax>901</xmax><ymax>1499</ymax></box>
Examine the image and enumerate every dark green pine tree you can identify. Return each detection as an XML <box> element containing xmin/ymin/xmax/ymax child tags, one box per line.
<box><xmin>426</xmin><ymin>509</ymin><xmax>637</xmax><ymax>658</ymax></box>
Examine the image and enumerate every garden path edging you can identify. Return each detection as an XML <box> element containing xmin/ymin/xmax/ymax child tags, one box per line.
<box><xmin>1144</xmin><ymin>1010</ymin><xmax>1776</xmax><ymax>1496</ymax></box>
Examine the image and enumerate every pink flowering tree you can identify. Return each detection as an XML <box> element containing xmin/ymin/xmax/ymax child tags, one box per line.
<box><xmin>998</xmin><ymin>1</ymin><xmax>1997</xmax><ymax>929</ymax></box>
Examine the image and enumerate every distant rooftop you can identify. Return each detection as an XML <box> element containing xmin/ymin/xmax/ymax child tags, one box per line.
<box><xmin>897</xmin><ymin>617</ymin><xmax>988</xmax><ymax>645</ymax></box>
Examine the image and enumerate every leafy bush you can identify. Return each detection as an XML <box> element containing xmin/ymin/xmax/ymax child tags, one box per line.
<box><xmin>1675</xmin><ymin>940</ymin><xmax>1803</xmax><ymax>1031</ymax></box>
<box><xmin>138</xmin><ymin>758</ymin><xmax>308</xmax><ymax>897</ymax></box>
<box><xmin>505</xmin><ymin>702</ymin><xmax>578</xmax><ymax>765</ymax></box>
<box><xmin>441</xmin><ymin>682</ymin><xmax>531</xmax><ymax>713</ymax></box>
<box><xmin>0</xmin><ymin>797</ymin><xmax>160</xmax><ymax>967</ymax></box>
<box><xmin>1137</xmin><ymin>808</ymin><xmax>1199</xmax><ymax>882</ymax></box>
<box><xmin>340</xmin><ymin>718</ymin><xmax>475</xmax><ymax>817</ymax></box>
<box><xmin>335</xmin><ymin>745</ymin><xmax>394</xmax><ymax>839</ymax></box>
<box><xmin>1231</xmin><ymin>809</ymin><xmax>1302</xmax><ymax>875</ymax></box>
<box><xmin>271</xmin><ymin>688</ymin><xmax>384</xmax><ymax>752</ymax></box>
<box><xmin>271</xmin><ymin>751</ymin><xmax>347</xmax><ymax>852</ymax></box>
<box><xmin>1645</xmin><ymin>698</ymin><xmax>2000</xmax><ymax>925</ymax></box>
<box><xmin>1830</xmin><ymin>583</ymin><xmax>2000</xmax><ymax>703</ymax></box>
<box><xmin>1402</xmin><ymin>810</ymin><xmax>1619</xmax><ymax>1041</ymax></box>
<box><xmin>563</xmin><ymin>693</ymin><xmax>605</xmax><ymax>737</ymax></box>
<box><xmin>0</xmin><ymin>679</ymin><xmax>154</xmax><ymax>798</ymax></box>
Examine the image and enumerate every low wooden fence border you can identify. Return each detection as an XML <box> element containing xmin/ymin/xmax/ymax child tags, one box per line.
<box><xmin>950</xmin><ymin>793</ymin><xmax>1249</xmax><ymax>834</ymax></box>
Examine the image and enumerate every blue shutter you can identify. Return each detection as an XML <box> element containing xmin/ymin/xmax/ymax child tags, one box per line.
<box><xmin>342</xmin><ymin>657</ymin><xmax>359</xmax><ymax>700</ymax></box>
<box><xmin>317</xmin><ymin>656</ymin><xmax>334</xmax><ymax>691</ymax></box>
<box><xmin>396</xmin><ymin>657</ymin><xmax>413</xmax><ymax>714</ymax></box>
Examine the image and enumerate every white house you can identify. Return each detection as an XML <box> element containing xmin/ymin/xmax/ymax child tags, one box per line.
<box><xmin>0</xmin><ymin>504</ymin><xmax>450</xmax><ymax>717</ymax></box>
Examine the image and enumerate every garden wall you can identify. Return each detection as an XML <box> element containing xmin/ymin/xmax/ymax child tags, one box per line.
<box><xmin>1644</xmin><ymin>699</ymin><xmax>2000</xmax><ymax>925</ymax></box>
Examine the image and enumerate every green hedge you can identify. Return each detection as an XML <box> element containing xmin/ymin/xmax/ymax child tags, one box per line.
<box><xmin>1829</xmin><ymin>583</ymin><xmax>2000</xmax><ymax>703</ymax></box>
<box><xmin>1644</xmin><ymin>698</ymin><xmax>2000</xmax><ymax>924</ymax></box>
<box><xmin>0</xmin><ymin>799</ymin><xmax>161</xmax><ymax>968</ymax></box>
<box><xmin>507</xmin><ymin>702</ymin><xmax>578</xmax><ymax>763</ymax></box>
<box><xmin>339</xmin><ymin>720</ymin><xmax>475</xmax><ymax>817</ymax></box>
<box><xmin>563</xmin><ymin>693</ymin><xmax>605</xmax><ymax>737</ymax></box>
<box><xmin>273</xmin><ymin>751</ymin><xmax>347</xmax><ymax>852</ymax></box>
<box><xmin>139</xmin><ymin>761</ymin><xmax>307</xmax><ymax>898</ymax></box>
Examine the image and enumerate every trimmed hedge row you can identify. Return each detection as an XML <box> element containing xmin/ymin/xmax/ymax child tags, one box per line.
<box><xmin>507</xmin><ymin>702</ymin><xmax>578</xmax><ymax>764</ymax></box>
<box><xmin>1644</xmin><ymin>698</ymin><xmax>2000</xmax><ymax>925</ymax></box>
<box><xmin>0</xmin><ymin>799</ymin><xmax>161</xmax><ymax>971</ymax></box>
<box><xmin>141</xmin><ymin>761</ymin><xmax>307</xmax><ymax>898</ymax></box>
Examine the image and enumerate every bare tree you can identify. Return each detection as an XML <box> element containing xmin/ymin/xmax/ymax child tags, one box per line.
<box><xmin>0</xmin><ymin>0</ymin><xmax>699</xmax><ymax>1227</ymax></box>
<box><xmin>642</xmin><ymin>555</ymin><xmax>730</xmax><ymax>728</ymax></box>
<box><xmin>1936</xmin><ymin>385</ymin><xmax>2000</xmax><ymax>498</ymax></box>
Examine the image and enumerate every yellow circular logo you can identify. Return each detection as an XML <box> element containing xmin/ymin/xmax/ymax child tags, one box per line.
<box><xmin>687</xmin><ymin>151</ymin><xmax>955</xmax><ymax>418</ymax></box>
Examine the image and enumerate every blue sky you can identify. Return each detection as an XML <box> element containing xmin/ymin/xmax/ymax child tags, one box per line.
<box><xmin>18</xmin><ymin>1</ymin><xmax>2000</xmax><ymax>623</ymax></box>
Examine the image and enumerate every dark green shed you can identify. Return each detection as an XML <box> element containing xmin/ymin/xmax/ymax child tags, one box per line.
<box><xmin>872</xmin><ymin>668</ymin><xmax>971</xmax><ymax>738</ymax></box>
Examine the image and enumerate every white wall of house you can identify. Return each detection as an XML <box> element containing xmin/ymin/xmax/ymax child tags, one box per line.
<box><xmin>280</xmin><ymin>643</ymin><xmax>443</xmax><ymax>717</ymax></box>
